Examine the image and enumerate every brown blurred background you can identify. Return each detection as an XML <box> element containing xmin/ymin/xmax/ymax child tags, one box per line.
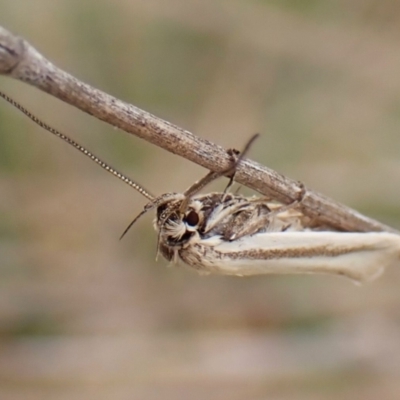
<box><xmin>1</xmin><ymin>1</ymin><xmax>400</xmax><ymax>399</ymax></box>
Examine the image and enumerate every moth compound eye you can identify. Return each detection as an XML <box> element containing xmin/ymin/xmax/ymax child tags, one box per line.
<box><xmin>185</xmin><ymin>210</ymin><xmax>199</xmax><ymax>226</ymax></box>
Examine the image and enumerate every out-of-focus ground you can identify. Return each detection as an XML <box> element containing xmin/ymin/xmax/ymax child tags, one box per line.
<box><xmin>1</xmin><ymin>1</ymin><xmax>400</xmax><ymax>399</ymax></box>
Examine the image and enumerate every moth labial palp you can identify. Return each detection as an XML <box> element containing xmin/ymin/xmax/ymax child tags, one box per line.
<box><xmin>2</xmin><ymin>90</ymin><xmax>400</xmax><ymax>283</ymax></box>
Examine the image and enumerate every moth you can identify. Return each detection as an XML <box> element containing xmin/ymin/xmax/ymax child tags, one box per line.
<box><xmin>2</xmin><ymin>91</ymin><xmax>400</xmax><ymax>283</ymax></box>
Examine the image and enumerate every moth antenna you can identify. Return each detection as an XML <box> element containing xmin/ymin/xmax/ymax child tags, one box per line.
<box><xmin>119</xmin><ymin>206</ymin><xmax>151</xmax><ymax>240</ymax></box>
<box><xmin>180</xmin><ymin>133</ymin><xmax>259</xmax><ymax>213</ymax></box>
<box><xmin>119</xmin><ymin>192</ymin><xmax>183</xmax><ymax>239</ymax></box>
<box><xmin>0</xmin><ymin>91</ymin><xmax>154</xmax><ymax>201</ymax></box>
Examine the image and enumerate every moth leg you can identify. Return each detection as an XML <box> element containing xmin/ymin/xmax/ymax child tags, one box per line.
<box><xmin>261</xmin><ymin>183</ymin><xmax>307</xmax><ymax>231</ymax></box>
<box><xmin>221</xmin><ymin>134</ymin><xmax>259</xmax><ymax>198</ymax></box>
<box><xmin>225</xmin><ymin>184</ymin><xmax>307</xmax><ymax>240</ymax></box>
<box><xmin>182</xmin><ymin>149</ymin><xmax>239</xmax><ymax>201</ymax></box>
<box><xmin>203</xmin><ymin>198</ymin><xmax>253</xmax><ymax>234</ymax></box>
<box><xmin>294</xmin><ymin>181</ymin><xmax>306</xmax><ymax>206</ymax></box>
<box><xmin>222</xmin><ymin>148</ymin><xmax>240</xmax><ymax>195</ymax></box>
<box><xmin>264</xmin><ymin>181</ymin><xmax>306</xmax><ymax>217</ymax></box>
<box><xmin>223</xmin><ymin>205</ymin><xmax>273</xmax><ymax>241</ymax></box>
<box><xmin>179</xmin><ymin>134</ymin><xmax>259</xmax><ymax>214</ymax></box>
<box><xmin>182</xmin><ymin>134</ymin><xmax>259</xmax><ymax>200</ymax></box>
<box><xmin>224</xmin><ymin>195</ymin><xmax>310</xmax><ymax>241</ymax></box>
<box><xmin>225</xmin><ymin>203</ymin><xmax>303</xmax><ymax>241</ymax></box>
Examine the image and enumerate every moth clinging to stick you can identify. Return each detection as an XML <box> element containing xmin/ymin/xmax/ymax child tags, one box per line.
<box><xmin>1</xmin><ymin>90</ymin><xmax>400</xmax><ymax>283</ymax></box>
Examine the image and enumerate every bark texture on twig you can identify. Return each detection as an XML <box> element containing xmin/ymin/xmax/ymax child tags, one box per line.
<box><xmin>0</xmin><ymin>25</ymin><xmax>397</xmax><ymax>234</ymax></box>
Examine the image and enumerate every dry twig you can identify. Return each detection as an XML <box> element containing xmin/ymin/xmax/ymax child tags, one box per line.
<box><xmin>0</xmin><ymin>25</ymin><xmax>397</xmax><ymax>234</ymax></box>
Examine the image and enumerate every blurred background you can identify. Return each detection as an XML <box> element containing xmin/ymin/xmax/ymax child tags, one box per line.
<box><xmin>1</xmin><ymin>1</ymin><xmax>400</xmax><ymax>399</ymax></box>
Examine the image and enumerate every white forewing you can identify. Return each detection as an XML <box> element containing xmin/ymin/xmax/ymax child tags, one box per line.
<box><xmin>191</xmin><ymin>232</ymin><xmax>400</xmax><ymax>283</ymax></box>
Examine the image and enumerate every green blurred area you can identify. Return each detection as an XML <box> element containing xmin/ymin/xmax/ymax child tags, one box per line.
<box><xmin>1</xmin><ymin>1</ymin><xmax>400</xmax><ymax>399</ymax></box>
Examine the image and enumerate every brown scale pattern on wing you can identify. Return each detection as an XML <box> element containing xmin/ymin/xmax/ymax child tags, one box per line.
<box><xmin>177</xmin><ymin>241</ymin><xmax>375</xmax><ymax>272</ymax></box>
<box><xmin>227</xmin><ymin>245</ymin><xmax>363</xmax><ymax>260</ymax></box>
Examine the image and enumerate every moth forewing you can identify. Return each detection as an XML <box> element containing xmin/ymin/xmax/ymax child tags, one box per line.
<box><xmin>178</xmin><ymin>231</ymin><xmax>400</xmax><ymax>283</ymax></box>
<box><xmin>152</xmin><ymin>187</ymin><xmax>400</xmax><ymax>283</ymax></box>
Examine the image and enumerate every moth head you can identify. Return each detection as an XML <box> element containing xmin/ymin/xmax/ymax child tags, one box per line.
<box><xmin>119</xmin><ymin>192</ymin><xmax>204</xmax><ymax>246</ymax></box>
<box><xmin>156</xmin><ymin>197</ymin><xmax>204</xmax><ymax>246</ymax></box>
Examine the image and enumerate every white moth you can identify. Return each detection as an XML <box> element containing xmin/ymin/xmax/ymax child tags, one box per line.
<box><xmin>2</xmin><ymin>91</ymin><xmax>400</xmax><ymax>283</ymax></box>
